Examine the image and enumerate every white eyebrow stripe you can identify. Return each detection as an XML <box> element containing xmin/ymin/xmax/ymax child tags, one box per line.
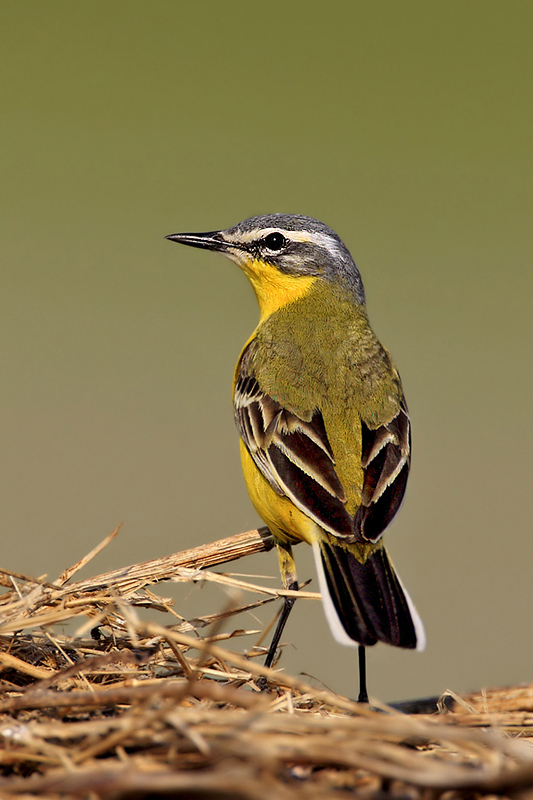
<box><xmin>223</xmin><ymin>228</ymin><xmax>266</xmax><ymax>244</ymax></box>
<box><xmin>301</xmin><ymin>231</ymin><xmax>343</xmax><ymax>256</ymax></box>
<box><xmin>223</xmin><ymin>228</ymin><xmax>343</xmax><ymax>258</ymax></box>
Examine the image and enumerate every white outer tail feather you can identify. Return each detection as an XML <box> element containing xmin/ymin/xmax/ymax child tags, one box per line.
<box><xmin>311</xmin><ymin>541</ymin><xmax>426</xmax><ymax>651</ymax></box>
<box><xmin>312</xmin><ymin>541</ymin><xmax>357</xmax><ymax>648</ymax></box>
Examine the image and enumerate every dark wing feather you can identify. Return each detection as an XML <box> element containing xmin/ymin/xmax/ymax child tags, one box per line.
<box><xmin>354</xmin><ymin>397</ymin><xmax>411</xmax><ymax>543</ymax></box>
<box><xmin>234</xmin><ymin>372</ymin><xmax>353</xmax><ymax>538</ymax></box>
<box><xmin>235</xmin><ymin>364</ymin><xmax>410</xmax><ymax>543</ymax></box>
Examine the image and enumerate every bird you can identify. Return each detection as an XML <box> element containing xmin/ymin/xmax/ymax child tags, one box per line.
<box><xmin>166</xmin><ymin>214</ymin><xmax>425</xmax><ymax>701</ymax></box>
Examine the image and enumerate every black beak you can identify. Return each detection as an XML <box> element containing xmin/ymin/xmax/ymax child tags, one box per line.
<box><xmin>165</xmin><ymin>230</ymin><xmax>232</xmax><ymax>253</ymax></box>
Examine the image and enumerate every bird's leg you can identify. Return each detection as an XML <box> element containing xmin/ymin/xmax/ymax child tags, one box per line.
<box><xmin>357</xmin><ymin>644</ymin><xmax>369</xmax><ymax>703</ymax></box>
<box><xmin>257</xmin><ymin>541</ymin><xmax>298</xmax><ymax>689</ymax></box>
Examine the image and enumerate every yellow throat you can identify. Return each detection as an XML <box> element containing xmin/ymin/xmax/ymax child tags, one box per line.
<box><xmin>240</xmin><ymin>257</ymin><xmax>317</xmax><ymax>322</ymax></box>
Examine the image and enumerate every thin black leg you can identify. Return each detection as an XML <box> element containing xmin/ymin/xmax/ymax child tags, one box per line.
<box><xmin>257</xmin><ymin>540</ymin><xmax>298</xmax><ymax>691</ymax></box>
<box><xmin>357</xmin><ymin>644</ymin><xmax>369</xmax><ymax>703</ymax></box>
<box><xmin>256</xmin><ymin>580</ymin><xmax>299</xmax><ymax>691</ymax></box>
<box><xmin>263</xmin><ymin>580</ymin><xmax>299</xmax><ymax>669</ymax></box>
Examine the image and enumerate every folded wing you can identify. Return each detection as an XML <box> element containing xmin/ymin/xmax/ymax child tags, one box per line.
<box><xmin>234</xmin><ymin>366</ymin><xmax>410</xmax><ymax>543</ymax></box>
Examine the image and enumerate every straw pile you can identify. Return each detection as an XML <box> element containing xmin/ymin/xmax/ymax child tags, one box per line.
<box><xmin>1</xmin><ymin>526</ymin><xmax>533</xmax><ymax>799</ymax></box>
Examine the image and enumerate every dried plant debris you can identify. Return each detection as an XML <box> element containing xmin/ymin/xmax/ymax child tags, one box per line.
<box><xmin>1</xmin><ymin>527</ymin><xmax>533</xmax><ymax>799</ymax></box>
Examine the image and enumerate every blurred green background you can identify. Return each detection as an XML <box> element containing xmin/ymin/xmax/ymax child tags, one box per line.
<box><xmin>1</xmin><ymin>1</ymin><xmax>531</xmax><ymax>702</ymax></box>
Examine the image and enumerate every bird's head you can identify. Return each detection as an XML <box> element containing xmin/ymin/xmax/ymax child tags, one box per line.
<box><xmin>166</xmin><ymin>214</ymin><xmax>365</xmax><ymax>319</ymax></box>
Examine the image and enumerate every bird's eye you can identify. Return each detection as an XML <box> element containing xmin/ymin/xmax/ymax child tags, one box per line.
<box><xmin>262</xmin><ymin>232</ymin><xmax>287</xmax><ymax>251</ymax></box>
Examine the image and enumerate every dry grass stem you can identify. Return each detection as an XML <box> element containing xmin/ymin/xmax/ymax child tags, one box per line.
<box><xmin>1</xmin><ymin>526</ymin><xmax>533</xmax><ymax>798</ymax></box>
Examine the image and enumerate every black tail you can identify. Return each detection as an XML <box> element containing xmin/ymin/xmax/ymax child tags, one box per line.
<box><xmin>313</xmin><ymin>539</ymin><xmax>425</xmax><ymax>650</ymax></box>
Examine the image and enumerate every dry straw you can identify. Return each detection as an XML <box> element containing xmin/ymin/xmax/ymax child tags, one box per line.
<box><xmin>1</xmin><ymin>526</ymin><xmax>533</xmax><ymax>799</ymax></box>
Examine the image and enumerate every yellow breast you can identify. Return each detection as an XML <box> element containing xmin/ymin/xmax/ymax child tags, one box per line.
<box><xmin>240</xmin><ymin>258</ymin><xmax>317</xmax><ymax>322</ymax></box>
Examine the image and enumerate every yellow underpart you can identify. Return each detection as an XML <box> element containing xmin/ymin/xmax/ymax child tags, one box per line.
<box><xmin>239</xmin><ymin>441</ymin><xmax>317</xmax><ymax>545</ymax></box>
<box><xmin>240</xmin><ymin>258</ymin><xmax>317</xmax><ymax>322</ymax></box>
<box><xmin>240</xmin><ymin>440</ymin><xmax>380</xmax><ymax>564</ymax></box>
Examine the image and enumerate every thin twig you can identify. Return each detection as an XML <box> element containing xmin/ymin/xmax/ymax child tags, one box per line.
<box><xmin>53</xmin><ymin>524</ymin><xmax>122</xmax><ymax>587</ymax></box>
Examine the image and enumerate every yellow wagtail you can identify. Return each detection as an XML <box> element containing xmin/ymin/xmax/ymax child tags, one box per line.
<box><xmin>167</xmin><ymin>214</ymin><xmax>425</xmax><ymax>700</ymax></box>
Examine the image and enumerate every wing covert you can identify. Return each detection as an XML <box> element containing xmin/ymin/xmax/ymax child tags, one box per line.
<box><xmin>234</xmin><ymin>371</ymin><xmax>353</xmax><ymax>538</ymax></box>
<box><xmin>234</xmin><ymin>365</ymin><xmax>411</xmax><ymax>544</ymax></box>
<box><xmin>354</xmin><ymin>397</ymin><xmax>411</xmax><ymax>543</ymax></box>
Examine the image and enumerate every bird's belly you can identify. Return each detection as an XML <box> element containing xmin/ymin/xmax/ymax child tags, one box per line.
<box><xmin>239</xmin><ymin>441</ymin><xmax>317</xmax><ymax>545</ymax></box>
